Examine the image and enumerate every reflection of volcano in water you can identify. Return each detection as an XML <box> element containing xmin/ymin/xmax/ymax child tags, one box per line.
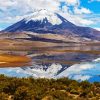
<box><xmin>32</xmin><ymin>52</ymin><xmax>99</xmax><ymax>64</ymax></box>
<box><xmin>0</xmin><ymin>59</ymin><xmax>100</xmax><ymax>82</ymax></box>
<box><xmin>21</xmin><ymin>59</ymin><xmax>100</xmax><ymax>82</ymax></box>
<box><xmin>0</xmin><ymin>46</ymin><xmax>100</xmax><ymax>82</ymax></box>
<box><xmin>0</xmin><ymin>44</ymin><xmax>100</xmax><ymax>82</ymax></box>
<box><xmin>29</xmin><ymin>45</ymin><xmax>100</xmax><ymax>67</ymax></box>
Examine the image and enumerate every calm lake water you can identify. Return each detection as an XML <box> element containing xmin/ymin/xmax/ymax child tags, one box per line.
<box><xmin>0</xmin><ymin>44</ymin><xmax>100</xmax><ymax>66</ymax></box>
<box><xmin>0</xmin><ymin>44</ymin><xmax>100</xmax><ymax>82</ymax></box>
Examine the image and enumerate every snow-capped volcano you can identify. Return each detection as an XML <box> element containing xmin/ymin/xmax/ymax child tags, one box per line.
<box><xmin>3</xmin><ymin>9</ymin><xmax>74</xmax><ymax>33</ymax></box>
<box><xmin>25</xmin><ymin>9</ymin><xmax>62</xmax><ymax>25</ymax></box>
<box><xmin>2</xmin><ymin>9</ymin><xmax>100</xmax><ymax>40</ymax></box>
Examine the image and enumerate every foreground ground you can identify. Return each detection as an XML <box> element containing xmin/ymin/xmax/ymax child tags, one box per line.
<box><xmin>0</xmin><ymin>75</ymin><xmax>100</xmax><ymax>100</ymax></box>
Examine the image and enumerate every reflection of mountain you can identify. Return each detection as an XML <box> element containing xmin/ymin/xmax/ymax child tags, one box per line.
<box><xmin>2</xmin><ymin>9</ymin><xmax>100</xmax><ymax>41</ymax></box>
<box><xmin>0</xmin><ymin>59</ymin><xmax>100</xmax><ymax>82</ymax></box>
<box><xmin>31</xmin><ymin>52</ymin><xmax>100</xmax><ymax>65</ymax></box>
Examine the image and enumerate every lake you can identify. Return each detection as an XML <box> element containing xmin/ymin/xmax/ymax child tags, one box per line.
<box><xmin>0</xmin><ymin>42</ymin><xmax>100</xmax><ymax>82</ymax></box>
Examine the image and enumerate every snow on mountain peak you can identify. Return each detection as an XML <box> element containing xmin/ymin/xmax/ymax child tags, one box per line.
<box><xmin>25</xmin><ymin>9</ymin><xmax>62</xmax><ymax>25</ymax></box>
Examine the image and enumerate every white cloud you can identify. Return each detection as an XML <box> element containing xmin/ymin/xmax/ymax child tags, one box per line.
<box><xmin>59</xmin><ymin>0</ymin><xmax>79</xmax><ymax>5</ymax></box>
<box><xmin>94</xmin><ymin>28</ymin><xmax>100</xmax><ymax>31</ymax></box>
<box><xmin>57</xmin><ymin>60</ymin><xmax>100</xmax><ymax>81</ymax></box>
<box><xmin>0</xmin><ymin>0</ymin><xmax>79</xmax><ymax>14</ymax></box>
<box><xmin>89</xmin><ymin>0</ymin><xmax>100</xmax><ymax>2</ymax></box>
<box><xmin>72</xmin><ymin>17</ymin><xmax>93</xmax><ymax>25</ymax></box>
<box><xmin>67</xmin><ymin>63</ymin><xmax>95</xmax><ymax>73</ymax></box>
<box><xmin>59</xmin><ymin>11</ymin><xmax>94</xmax><ymax>26</ymax></box>
<box><xmin>66</xmin><ymin>0</ymin><xmax>79</xmax><ymax>4</ymax></box>
<box><xmin>74</xmin><ymin>7</ymin><xmax>92</xmax><ymax>14</ymax></box>
<box><xmin>72</xmin><ymin>75</ymin><xmax>91</xmax><ymax>81</ymax></box>
<box><xmin>0</xmin><ymin>28</ymin><xmax>2</xmax><ymax>31</ymax></box>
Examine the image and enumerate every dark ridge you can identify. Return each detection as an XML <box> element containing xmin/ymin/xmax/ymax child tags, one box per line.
<box><xmin>16</xmin><ymin>34</ymin><xmax>70</xmax><ymax>43</ymax></box>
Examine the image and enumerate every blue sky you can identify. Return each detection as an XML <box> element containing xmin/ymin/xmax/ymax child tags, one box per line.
<box><xmin>0</xmin><ymin>0</ymin><xmax>100</xmax><ymax>30</ymax></box>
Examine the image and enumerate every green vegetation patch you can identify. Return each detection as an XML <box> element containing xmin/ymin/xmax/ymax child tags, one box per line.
<box><xmin>0</xmin><ymin>74</ymin><xmax>100</xmax><ymax>100</ymax></box>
